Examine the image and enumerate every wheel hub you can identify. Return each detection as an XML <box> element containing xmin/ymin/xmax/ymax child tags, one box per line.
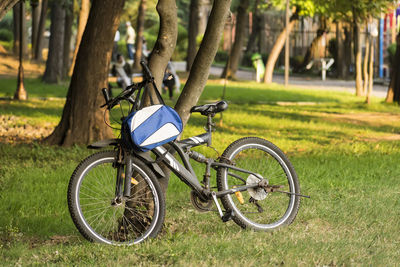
<box><xmin>246</xmin><ymin>174</ymin><xmax>268</xmax><ymax>200</ymax></box>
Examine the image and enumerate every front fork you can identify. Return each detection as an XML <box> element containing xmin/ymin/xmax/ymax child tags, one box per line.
<box><xmin>113</xmin><ymin>148</ymin><xmax>133</xmax><ymax>202</ymax></box>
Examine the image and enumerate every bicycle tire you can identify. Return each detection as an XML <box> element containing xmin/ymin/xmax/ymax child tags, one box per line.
<box><xmin>68</xmin><ymin>150</ymin><xmax>165</xmax><ymax>245</ymax></box>
<box><xmin>217</xmin><ymin>137</ymin><xmax>300</xmax><ymax>230</ymax></box>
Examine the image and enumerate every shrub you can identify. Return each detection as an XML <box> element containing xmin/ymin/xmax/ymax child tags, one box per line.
<box><xmin>0</xmin><ymin>29</ymin><xmax>13</xmax><ymax>42</ymax></box>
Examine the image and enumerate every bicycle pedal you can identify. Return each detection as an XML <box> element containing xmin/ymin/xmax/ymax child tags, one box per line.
<box><xmin>221</xmin><ymin>210</ymin><xmax>234</xmax><ymax>222</ymax></box>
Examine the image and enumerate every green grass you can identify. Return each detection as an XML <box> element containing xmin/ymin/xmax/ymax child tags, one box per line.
<box><xmin>1</xmin><ymin>79</ymin><xmax>400</xmax><ymax>265</ymax></box>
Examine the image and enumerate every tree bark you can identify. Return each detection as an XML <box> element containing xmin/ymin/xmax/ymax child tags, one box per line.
<box><xmin>0</xmin><ymin>0</ymin><xmax>20</xmax><ymax>21</ymax></box>
<box><xmin>366</xmin><ymin>37</ymin><xmax>374</xmax><ymax>104</ymax></box>
<box><xmin>44</xmin><ymin>0</ymin><xmax>125</xmax><ymax>146</ymax></box>
<box><xmin>336</xmin><ymin>21</ymin><xmax>345</xmax><ymax>78</ymax></box>
<box><xmin>30</xmin><ymin>0</ymin><xmax>40</xmax><ymax>59</ymax></box>
<box><xmin>42</xmin><ymin>1</ymin><xmax>65</xmax><ymax>83</ymax></box>
<box><xmin>147</xmin><ymin>0</ymin><xmax>178</xmax><ymax>89</ymax></box>
<box><xmin>362</xmin><ymin>31</ymin><xmax>370</xmax><ymax>96</ymax></box>
<box><xmin>133</xmin><ymin>0</ymin><xmax>147</xmax><ymax>71</ymax></box>
<box><xmin>34</xmin><ymin>0</ymin><xmax>48</xmax><ymax>61</ymax></box>
<box><xmin>386</xmin><ymin>33</ymin><xmax>400</xmax><ymax>103</ymax></box>
<box><xmin>186</xmin><ymin>0</ymin><xmax>200</xmax><ymax>71</ymax></box>
<box><xmin>69</xmin><ymin>0</ymin><xmax>90</xmax><ymax>76</ymax></box>
<box><xmin>245</xmin><ymin>0</ymin><xmax>261</xmax><ymax>54</ymax></box>
<box><xmin>301</xmin><ymin>29</ymin><xmax>326</xmax><ymax>70</ymax></box>
<box><xmin>62</xmin><ymin>0</ymin><xmax>74</xmax><ymax>79</ymax></box>
<box><xmin>12</xmin><ymin>4</ymin><xmax>20</xmax><ymax>55</ymax></box>
<box><xmin>263</xmin><ymin>8</ymin><xmax>298</xmax><ymax>84</ymax></box>
<box><xmin>353</xmin><ymin>15</ymin><xmax>363</xmax><ymax>96</ymax></box>
<box><xmin>175</xmin><ymin>0</ymin><xmax>232</xmax><ymax>126</ymax></box>
<box><xmin>221</xmin><ymin>0</ymin><xmax>249</xmax><ymax>79</ymax></box>
<box><xmin>12</xmin><ymin>2</ymin><xmax>28</xmax><ymax>57</ymax></box>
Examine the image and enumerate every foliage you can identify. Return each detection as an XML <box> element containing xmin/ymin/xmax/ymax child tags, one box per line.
<box><xmin>0</xmin><ymin>80</ymin><xmax>400</xmax><ymax>265</ymax></box>
<box><xmin>316</xmin><ymin>0</ymin><xmax>396</xmax><ymax>22</ymax></box>
<box><xmin>0</xmin><ymin>28</ymin><xmax>13</xmax><ymax>42</ymax></box>
<box><xmin>0</xmin><ymin>12</ymin><xmax>13</xmax><ymax>30</ymax></box>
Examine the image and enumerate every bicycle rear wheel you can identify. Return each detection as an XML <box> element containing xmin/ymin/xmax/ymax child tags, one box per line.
<box><xmin>217</xmin><ymin>137</ymin><xmax>300</xmax><ymax>230</ymax></box>
<box><xmin>68</xmin><ymin>150</ymin><xmax>165</xmax><ymax>245</ymax></box>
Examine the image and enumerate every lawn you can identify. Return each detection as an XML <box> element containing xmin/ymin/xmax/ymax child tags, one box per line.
<box><xmin>1</xmin><ymin>77</ymin><xmax>400</xmax><ymax>265</ymax></box>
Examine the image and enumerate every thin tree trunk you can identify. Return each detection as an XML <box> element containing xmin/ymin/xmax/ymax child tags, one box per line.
<box><xmin>353</xmin><ymin>14</ymin><xmax>363</xmax><ymax>96</ymax></box>
<box><xmin>245</xmin><ymin>0</ymin><xmax>260</xmax><ymax>54</ymax></box>
<box><xmin>336</xmin><ymin>21</ymin><xmax>345</xmax><ymax>78</ymax></box>
<box><xmin>366</xmin><ymin>37</ymin><xmax>374</xmax><ymax>104</ymax></box>
<box><xmin>175</xmin><ymin>0</ymin><xmax>232</xmax><ymax>126</ymax></box>
<box><xmin>362</xmin><ymin>32</ymin><xmax>370</xmax><ymax>95</ymax></box>
<box><xmin>30</xmin><ymin>0</ymin><xmax>40</xmax><ymax>59</ymax></box>
<box><xmin>386</xmin><ymin>33</ymin><xmax>400</xmax><ymax>103</ymax></box>
<box><xmin>44</xmin><ymin>0</ymin><xmax>125</xmax><ymax>146</ymax></box>
<box><xmin>221</xmin><ymin>0</ymin><xmax>249</xmax><ymax>79</ymax></box>
<box><xmin>62</xmin><ymin>0</ymin><xmax>74</xmax><ymax>79</ymax></box>
<box><xmin>186</xmin><ymin>0</ymin><xmax>200</xmax><ymax>71</ymax></box>
<box><xmin>12</xmin><ymin>3</ymin><xmax>27</xmax><ymax>56</ymax></box>
<box><xmin>69</xmin><ymin>0</ymin><xmax>90</xmax><ymax>76</ymax></box>
<box><xmin>34</xmin><ymin>0</ymin><xmax>48</xmax><ymax>61</ymax></box>
<box><xmin>43</xmin><ymin>1</ymin><xmax>65</xmax><ymax>83</ymax></box>
<box><xmin>263</xmin><ymin>8</ymin><xmax>298</xmax><ymax>84</ymax></box>
<box><xmin>12</xmin><ymin>3</ymin><xmax>20</xmax><ymax>55</ymax></box>
<box><xmin>133</xmin><ymin>0</ymin><xmax>146</xmax><ymax>71</ymax></box>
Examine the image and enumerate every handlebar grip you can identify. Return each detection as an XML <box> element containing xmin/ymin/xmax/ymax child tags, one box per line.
<box><xmin>102</xmin><ymin>88</ymin><xmax>110</xmax><ymax>103</ymax></box>
<box><xmin>140</xmin><ymin>61</ymin><xmax>153</xmax><ymax>79</ymax></box>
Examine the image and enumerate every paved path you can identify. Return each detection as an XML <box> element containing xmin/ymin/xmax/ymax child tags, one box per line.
<box><xmin>172</xmin><ymin>62</ymin><xmax>389</xmax><ymax>98</ymax></box>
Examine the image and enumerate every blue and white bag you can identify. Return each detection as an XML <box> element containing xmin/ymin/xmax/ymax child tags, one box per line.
<box><xmin>123</xmin><ymin>104</ymin><xmax>182</xmax><ymax>151</ymax></box>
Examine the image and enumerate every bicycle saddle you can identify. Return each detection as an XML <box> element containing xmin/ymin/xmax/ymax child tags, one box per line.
<box><xmin>190</xmin><ymin>100</ymin><xmax>228</xmax><ymax>116</ymax></box>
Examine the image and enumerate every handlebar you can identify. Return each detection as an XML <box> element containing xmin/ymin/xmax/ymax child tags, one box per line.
<box><xmin>101</xmin><ymin>61</ymin><xmax>155</xmax><ymax>110</ymax></box>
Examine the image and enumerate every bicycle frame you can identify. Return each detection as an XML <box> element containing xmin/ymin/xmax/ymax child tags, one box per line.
<box><xmin>151</xmin><ymin>130</ymin><xmax>262</xmax><ymax>201</ymax></box>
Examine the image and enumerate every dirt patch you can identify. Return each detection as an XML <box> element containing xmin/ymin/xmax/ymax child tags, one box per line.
<box><xmin>327</xmin><ymin>112</ymin><xmax>400</xmax><ymax>126</ymax></box>
<box><xmin>320</xmin><ymin>112</ymin><xmax>400</xmax><ymax>141</ymax></box>
<box><xmin>0</xmin><ymin>53</ymin><xmax>44</xmax><ymax>77</ymax></box>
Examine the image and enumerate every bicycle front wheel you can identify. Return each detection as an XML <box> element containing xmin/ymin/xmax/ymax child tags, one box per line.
<box><xmin>68</xmin><ymin>151</ymin><xmax>165</xmax><ymax>245</ymax></box>
<box><xmin>217</xmin><ymin>137</ymin><xmax>300</xmax><ymax>230</ymax></box>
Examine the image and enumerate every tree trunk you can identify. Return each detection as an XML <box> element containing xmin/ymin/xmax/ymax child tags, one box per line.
<box><xmin>362</xmin><ymin>31</ymin><xmax>370</xmax><ymax>96</ymax></box>
<box><xmin>263</xmin><ymin>8</ymin><xmax>298</xmax><ymax>84</ymax></box>
<box><xmin>386</xmin><ymin>33</ymin><xmax>400</xmax><ymax>103</ymax></box>
<box><xmin>12</xmin><ymin>4</ymin><xmax>20</xmax><ymax>55</ymax></box>
<box><xmin>69</xmin><ymin>0</ymin><xmax>90</xmax><ymax>76</ymax></box>
<box><xmin>44</xmin><ymin>0</ymin><xmax>125</xmax><ymax>146</ymax></box>
<box><xmin>186</xmin><ymin>0</ymin><xmax>200</xmax><ymax>71</ymax></box>
<box><xmin>62</xmin><ymin>0</ymin><xmax>74</xmax><ymax>79</ymax></box>
<box><xmin>30</xmin><ymin>0</ymin><xmax>40</xmax><ymax>59</ymax></box>
<box><xmin>353</xmin><ymin>15</ymin><xmax>363</xmax><ymax>96</ymax></box>
<box><xmin>336</xmin><ymin>21</ymin><xmax>345</xmax><ymax>78</ymax></box>
<box><xmin>221</xmin><ymin>0</ymin><xmax>249</xmax><ymax>79</ymax></box>
<box><xmin>245</xmin><ymin>0</ymin><xmax>261</xmax><ymax>54</ymax></box>
<box><xmin>34</xmin><ymin>0</ymin><xmax>48</xmax><ymax>61</ymax></box>
<box><xmin>147</xmin><ymin>0</ymin><xmax>178</xmax><ymax>89</ymax></box>
<box><xmin>366</xmin><ymin>37</ymin><xmax>374</xmax><ymax>104</ymax></box>
<box><xmin>133</xmin><ymin>0</ymin><xmax>146</xmax><ymax>71</ymax></box>
<box><xmin>175</xmin><ymin>0</ymin><xmax>232</xmax><ymax>126</ymax></box>
<box><xmin>42</xmin><ymin>1</ymin><xmax>65</xmax><ymax>83</ymax></box>
<box><xmin>301</xmin><ymin>29</ymin><xmax>326</xmax><ymax>70</ymax></box>
<box><xmin>0</xmin><ymin>0</ymin><xmax>20</xmax><ymax>21</ymax></box>
<box><xmin>12</xmin><ymin>3</ymin><xmax>27</xmax><ymax>57</ymax></box>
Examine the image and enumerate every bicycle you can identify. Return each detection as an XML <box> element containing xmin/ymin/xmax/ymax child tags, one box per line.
<box><xmin>67</xmin><ymin>62</ymin><xmax>309</xmax><ymax>245</ymax></box>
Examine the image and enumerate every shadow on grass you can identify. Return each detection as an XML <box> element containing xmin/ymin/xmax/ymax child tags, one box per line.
<box><xmin>0</xmin><ymin>99</ymin><xmax>63</xmax><ymax>119</ymax></box>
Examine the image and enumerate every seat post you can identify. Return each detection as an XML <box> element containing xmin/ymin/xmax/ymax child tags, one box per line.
<box><xmin>206</xmin><ymin>114</ymin><xmax>214</xmax><ymax>146</ymax></box>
